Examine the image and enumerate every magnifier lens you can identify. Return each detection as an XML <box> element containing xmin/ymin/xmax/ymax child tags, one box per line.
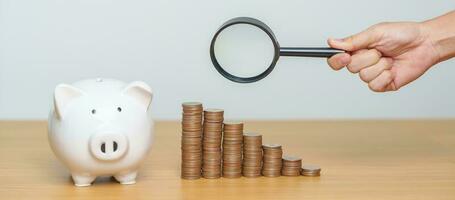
<box><xmin>214</xmin><ymin>24</ymin><xmax>275</xmax><ymax>78</ymax></box>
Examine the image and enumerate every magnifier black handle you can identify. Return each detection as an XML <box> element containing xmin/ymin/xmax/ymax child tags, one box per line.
<box><xmin>280</xmin><ymin>47</ymin><xmax>345</xmax><ymax>58</ymax></box>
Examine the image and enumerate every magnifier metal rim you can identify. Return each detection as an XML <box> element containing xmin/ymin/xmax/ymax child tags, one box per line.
<box><xmin>210</xmin><ymin>17</ymin><xmax>280</xmax><ymax>83</ymax></box>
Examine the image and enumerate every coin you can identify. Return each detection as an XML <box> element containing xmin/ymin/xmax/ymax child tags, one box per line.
<box><xmin>261</xmin><ymin>143</ymin><xmax>282</xmax><ymax>177</ymax></box>
<box><xmin>182</xmin><ymin>102</ymin><xmax>203</xmax><ymax>112</ymax></box>
<box><xmin>181</xmin><ymin>102</ymin><xmax>204</xmax><ymax>180</ymax></box>
<box><xmin>201</xmin><ymin>109</ymin><xmax>224</xmax><ymax>179</ymax></box>
<box><xmin>281</xmin><ymin>155</ymin><xmax>302</xmax><ymax>176</ymax></box>
<box><xmin>223</xmin><ymin>121</ymin><xmax>244</xmax><ymax>130</ymax></box>
<box><xmin>181</xmin><ymin>102</ymin><xmax>322</xmax><ymax>180</ymax></box>
<box><xmin>241</xmin><ymin>133</ymin><xmax>263</xmax><ymax>177</ymax></box>
<box><xmin>204</xmin><ymin>109</ymin><xmax>224</xmax><ymax>123</ymax></box>
<box><xmin>301</xmin><ymin>164</ymin><xmax>321</xmax><ymax>177</ymax></box>
<box><xmin>222</xmin><ymin>121</ymin><xmax>243</xmax><ymax>178</ymax></box>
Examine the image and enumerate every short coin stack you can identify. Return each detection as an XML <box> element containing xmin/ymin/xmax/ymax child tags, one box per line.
<box><xmin>242</xmin><ymin>133</ymin><xmax>263</xmax><ymax>177</ymax></box>
<box><xmin>262</xmin><ymin>144</ymin><xmax>283</xmax><ymax>177</ymax></box>
<box><xmin>202</xmin><ymin>109</ymin><xmax>224</xmax><ymax>179</ymax></box>
<box><xmin>222</xmin><ymin>121</ymin><xmax>244</xmax><ymax>178</ymax></box>
<box><xmin>301</xmin><ymin>164</ymin><xmax>321</xmax><ymax>176</ymax></box>
<box><xmin>281</xmin><ymin>156</ymin><xmax>302</xmax><ymax>176</ymax></box>
<box><xmin>181</xmin><ymin>102</ymin><xmax>203</xmax><ymax>179</ymax></box>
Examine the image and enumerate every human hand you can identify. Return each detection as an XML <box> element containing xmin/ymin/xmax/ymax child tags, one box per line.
<box><xmin>327</xmin><ymin>22</ymin><xmax>441</xmax><ymax>92</ymax></box>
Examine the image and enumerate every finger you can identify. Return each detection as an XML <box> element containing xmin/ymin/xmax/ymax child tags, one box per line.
<box><xmin>328</xmin><ymin>26</ymin><xmax>381</xmax><ymax>52</ymax></box>
<box><xmin>359</xmin><ymin>57</ymin><xmax>393</xmax><ymax>82</ymax></box>
<box><xmin>327</xmin><ymin>53</ymin><xmax>351</xmax><ymax>70</ymax></box>
<box><xmin>351</xmin><ymin>49</ymin><xmax>368</xmax><ymax>55</ymax></box>
<box><xmin>384</xmin><ymin>82</ymin><xmax>397</xmax><ymax>92</ymax></box>
<box><xmin>368</xmin><ymin>70</ymin><xmax>396</xmax><ymax>92</ymax></box>
<box><xmin>327</xmin><ymin>49</ymin><xmax>366</xmax><ymax>70</ymax></box>
<box><xmin>346</xmin><ymin>49</ymin><xmax>382</xmax><ymax>73</ymax></box>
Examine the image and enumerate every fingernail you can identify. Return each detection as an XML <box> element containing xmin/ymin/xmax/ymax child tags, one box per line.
<box><xmin>331</xmin><ymin>38</ymin><xmax>344</xmax><ymax>43</ymax></box>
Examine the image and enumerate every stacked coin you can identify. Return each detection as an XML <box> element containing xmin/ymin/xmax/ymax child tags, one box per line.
<box><xmin>262</xmin><ymin>144</ymin><xmax>283</xmax><ymax>177</ymax></box>
<box><xmin>281</xmin><ymin>156</ymin><xmax>302</xmax><ymax>176</ymax></box>
<box><xmin>202</xmin><ymin>109</ymin><xmax>224</xmax><ymax>179</ymax></box>
<box><xmin>242</xmin><ymin>133</ymin><xmax>263</xmax><ymax>177</ymax></box>
<box><xmin>301</xmin><ymin>164</ymin><xmax>321</xmax><ymax>176</ymax></box>
<box><xmin>222</xmin><ymin>121</ymin><xmax>243</xmax><ymax>178</ymax></box>
<box><xmin>181</xmin><ymin>102</ymin><xmax>203</xmax><ymax>179</ymax></box>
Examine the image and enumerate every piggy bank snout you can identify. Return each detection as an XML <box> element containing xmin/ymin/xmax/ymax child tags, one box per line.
<box><xmin>90</xmin><ymin>133</ymin><xmax>128</xmax><ymax>161</ymax></box>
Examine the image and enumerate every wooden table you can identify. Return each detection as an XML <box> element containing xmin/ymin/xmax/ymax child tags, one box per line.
<box><xmin>1</xmin><ymin>120</ymin><xmax>455</xmax><ymax>200</ymax></box>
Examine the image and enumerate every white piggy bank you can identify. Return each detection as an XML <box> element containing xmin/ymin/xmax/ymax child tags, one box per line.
<box><xmin>48</xmin><ymin>78</ymin><xmax>154</xmax><ymax>187</ymax></box>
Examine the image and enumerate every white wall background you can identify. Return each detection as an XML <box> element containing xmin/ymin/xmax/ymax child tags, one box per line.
<box><xmin>0</xmin><ymin>0</ymin><xmax>454</xmax><ymax>120</ymax></box>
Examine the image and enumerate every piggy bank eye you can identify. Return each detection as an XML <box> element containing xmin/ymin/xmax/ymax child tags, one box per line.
<box><xmin>91</xmin><ymin>109</ymin><xmax>96</xmax><ymax>114</ymax></box>
<box><xmin>117</xmin><ymin>107</ymin><xmax>122</xmax><ymax>112</ymax></box>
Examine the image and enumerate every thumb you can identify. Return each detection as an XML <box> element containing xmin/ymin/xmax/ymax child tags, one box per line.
<box><xmin>328</xmin><ymin>27</ymin><xmax>380</xmax><ymax>52</ymax></box>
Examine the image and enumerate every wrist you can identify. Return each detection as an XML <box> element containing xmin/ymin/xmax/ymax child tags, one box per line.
<box><xmin>422</xmin><ymin>11</ymin><xmax>455</xmax><ymax>63</ymax></box>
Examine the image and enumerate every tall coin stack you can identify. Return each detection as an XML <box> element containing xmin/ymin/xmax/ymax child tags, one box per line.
<box><xmin>222</xmin><ymin>121</ymin><xmax>244</xmax><ymax>178</ymax></box>
<box><xmin>281</xmin><ymin>156</ymin><xmax>302</xmax><ymax>176</ymax></box>
<box><xmin>202</xmin><ymin>109</ymin><xmax>224</xmax><ymax>179</ymax></box>
<box><xmin>262</xmin><ymin>144</ymin><xmax>283</xmax><ymax>177</ymax></box>
<box><xmin>242</xmin><ymin>133</ymin><xmax>263</xmax><ymax>177</ymax></box>
<box><xmin>181</xmin><ymin>102</ymin><xmax>203</xmax><ymax>180</ymax></box>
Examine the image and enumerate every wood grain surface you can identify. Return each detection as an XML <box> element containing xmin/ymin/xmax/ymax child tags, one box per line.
<box><xmin>1</xmin><ymin>120</ymin><xmax>455</xmax><ymax>200</ymax></box>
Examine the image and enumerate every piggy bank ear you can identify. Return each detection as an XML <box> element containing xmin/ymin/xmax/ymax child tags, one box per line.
<box><xmin>54</xmin><ymin>84</ymin><xmax>85</xmax><ymax>119</ymax></box>
<box><xmin>122</xmin><ymin>81</ymin><xmax>153</xmax><ymax>111</ymax></box>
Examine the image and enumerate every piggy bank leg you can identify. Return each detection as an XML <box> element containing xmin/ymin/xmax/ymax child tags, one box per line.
<box><xmin>72</xmin><ymin>173</ymin><xmax>96</xmax><ymax>187</ymax></box>
<box><xmin>114</xmin><ymin>171</ymin><xmax>138</xmax><ymax>185</ymax></box>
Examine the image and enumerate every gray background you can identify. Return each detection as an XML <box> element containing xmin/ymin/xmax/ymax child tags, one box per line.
<box><xmin>1</xmin><ymin>0</ymin><xmax>454</xmax><ymax>120</ymax></box>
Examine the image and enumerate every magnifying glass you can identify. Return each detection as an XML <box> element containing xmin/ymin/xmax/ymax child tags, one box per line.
<box><xmin>210</xmin><ymin>17</ymin><xmax>345</xmax><ymax>83</ymax></box>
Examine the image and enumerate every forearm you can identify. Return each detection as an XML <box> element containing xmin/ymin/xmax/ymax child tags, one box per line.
<box><xmin>423</xmin><ymin>10</ymin><xmax>455</xmax><ymax>62</ymax></box>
